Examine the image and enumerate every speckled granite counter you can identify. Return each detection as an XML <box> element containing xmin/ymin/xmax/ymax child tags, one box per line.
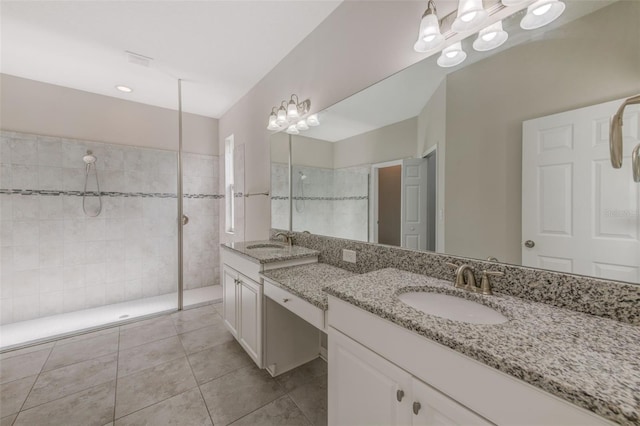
<box><xmin>261</xmin><ymin>263</ymin><xmax>357</xmax><ymax>310</ymax></box>
<box><xmin>221</xmin><ymin>241</ymin><xmax>319</xmax><ymax>264</ymax></box>
<box><xmin>324</xmin><ymin>268</ymin><xmax>640</xmax><ymax>425</ymax></box>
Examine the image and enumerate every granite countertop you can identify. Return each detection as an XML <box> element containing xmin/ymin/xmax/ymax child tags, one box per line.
<box><xmin>324</xmin><ymin>268</ymin><xmax>640</xmax><ymax>425</ymax></box>
<box><xmin>261</xmin><ymin>263</ymin><xmax>357</xmax><ymax>310</ymax></box>
<box><xmin>221</xmin><ymin>240</ymin><xmax>319</xmax><ymax>264</ymax></box>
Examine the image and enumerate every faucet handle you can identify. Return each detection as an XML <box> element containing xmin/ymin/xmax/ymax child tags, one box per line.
<box><xmin>445</xmin><ymin>262</ymin><xmax>459</xmax><ymax>271</ymax></box>
<box><xmin>480</xmin><ymin>270</ymin><xmax>504</xmax><ymax>295</ymax></box>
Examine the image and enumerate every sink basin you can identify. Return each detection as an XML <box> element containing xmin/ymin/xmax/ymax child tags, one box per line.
<box><xmin>246</xmin><ymin>243</ymin><xmax>286</xmax><ymax>250</ymax></box>
<box><xmin>397</xmin><ymin>292</ymin><xmax>508</xmax><ymax>325</ymax></box>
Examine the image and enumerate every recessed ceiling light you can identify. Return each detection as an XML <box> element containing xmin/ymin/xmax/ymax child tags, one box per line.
<box><xmin>116</xmin><ymin>85</ymin><xmax>133</xmax><ymax>93</ymax></box>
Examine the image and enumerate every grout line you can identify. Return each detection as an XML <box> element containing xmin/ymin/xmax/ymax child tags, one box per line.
<box><xmin>11</xmin><ymin>344</ymin><xmax>54</xmax><ymax>423</ymax></box>
<box><xmin>113</xmin><ymin>384</ymin><xmax>201</xmax><ymax>422</ymax></box>
<box><xmin>112</xmin><ymin>326</ymin><xmax>121</xmax><ymax>423</ymax></box>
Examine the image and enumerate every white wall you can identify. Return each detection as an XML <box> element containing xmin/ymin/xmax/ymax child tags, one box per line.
<box><xmin>219</xmin><ymin>1</ymin><xmax>430</xmax><ymax>242</ymax></box>
<box><xmin>1</xmin><ymin>74</ymin><xmax>218</xmax><ymax>155</ymax></box>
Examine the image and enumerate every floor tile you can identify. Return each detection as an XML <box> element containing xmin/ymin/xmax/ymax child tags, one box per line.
<box><xmin>178</xmin><ymin>319</ymin><xmax>233</xmax><ymax>354</ymax></box>
<box><xmin>0</xmin><ymin>375</ymin><xmax>37</xmax><ymax>417</ymax></box>
<box><xmin>200</xmin><ymin>365</ymin><xmax>285</xmax><ymax>425</ymax></box>
<box><xmin>118</xmin><ymin>316</ymin><xmax>176</xmax><ymax>350</ymax></box>
<box><xmin>230</xmin><ymin>395</ymin><xmax>311</xmax><ymax>426</ymax></box>
<box><xmin>14</xmin><ymin>380</ymin><xmax>115</xmax><ymax>426</ymax></box>
<box><xmin>117</xmin><ymin>336</ymin><xmax>185</xmax><ymax>378</ymax></box>
<box><xmin>188</xmin><ymin>340</ymin><xmax>253</xmax><ymax>385</ymax></box>
<box><xmin>115</xmin><ymin>388</ymin><xmax>212</xmax><ymax>426</ymax></box>
<box><xmin>288</xmin><ymin>375</ymin><xmax>327</xmax><ymax>426</ymax></box>
<box><xmin>275</xmin><ymin>357</ymin><xmax>327</xmax><ymax>393</ymax></box>
<box><xmin>23</xmin><ymin>353</ymin><xmax>117</xmax><ymax>409</ymax></box>
<box><xmin>0</xmin><ymin>342</ymin><xmax>54</xmax><ymax>361</ymax></box>
<box><xmin>212</xmin><ymin>303</ymin><xmax>223</xmax><ymax>317</ymax></box>
<box><xmin>1</xmin><ymin>414</ymin><xmax>17</xmax><ymax>426</ymax></box>
<box><xmin>172</xmin><ymin>306</ymin><xmax>221</xmax><ymax>334</ymax></box>
<box><xmin>115</xmin><ymin>356</ymin><xmax>197</xmax><ymax>419</ymax></box>
<box><xmin>43</xmin><ymin>332</ymin><xmax>118</xmax><ymax>371</ymax></box>
<box><xmin>0</xmin><ymin>348</ymin><xmax>50</xmax><ymax>385</ymax></box>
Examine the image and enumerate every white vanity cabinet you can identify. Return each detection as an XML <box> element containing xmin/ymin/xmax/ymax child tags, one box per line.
<box><xmin>222</xmin><ymin>264</ymin><xmax>262</xmax><ymax>364</ymax></box>
<box><xmin>329</xmin><ymin>327</ymin><xmax>490</xmax><ymax>426</ymax></box>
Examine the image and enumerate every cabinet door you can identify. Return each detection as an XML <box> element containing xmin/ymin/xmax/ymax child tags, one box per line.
<box><xmin>329</xmin><ymin>328</ymin><xmax>412</xmax><ymax>426</ymax></box>
<box><xmin>238</xmin><ymin>275</ymin><xmax>262</xmax><ymax>366</ymax></box>
<box><xmin>222</xmin><ymin>265</ymin><xmax>238</xmax><ymax>338</ymax></box>
<box><xmin>411</xmin><ymin>378</ymin><xmax>492</xmax><ymax>426</ymax></box>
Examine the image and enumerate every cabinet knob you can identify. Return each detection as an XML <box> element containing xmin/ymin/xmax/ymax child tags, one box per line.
<box><xmin>412</xmin><ymin>402</ymin><xmax>421</xmax><ymax>415</ymax></box>
<box><xmin>283</xmin><ymin>298</ymin><xmax>290</xmax><ymax>303</ymax></box>
<box><xmin>396</xmin><ymin>389</ymin><xmax>405</xmax><ymax>402</ymax></box>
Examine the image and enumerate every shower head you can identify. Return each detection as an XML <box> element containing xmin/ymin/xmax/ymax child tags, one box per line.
<box><xmin>83</xmin><ymin>150</ymin><xmax>97</xmax><ymax>164</ymax></box>
<box><xmin>299</xmin><ymin>171</ymin><xmax>307</xmax><ymax>180</ymax></box>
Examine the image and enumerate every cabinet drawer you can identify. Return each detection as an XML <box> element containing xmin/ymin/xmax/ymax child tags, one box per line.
<box><xmin>264</xmin><ymin>280</ymin><xmax>325</xmax><ymax>330</ymax></box>
<box><xmin>222</xmin><ymin>248</ymin><xmax>262</xmax><ymax>282</ymax></box>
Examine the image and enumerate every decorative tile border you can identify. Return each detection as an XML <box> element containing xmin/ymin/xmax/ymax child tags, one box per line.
<box><xmin>0</xmin><ymin>188</ymin><xmax>223</xmax><ymax>199</ymax></box>
<box><xmin>271</xmin><ymin>195</ymin><xmax>368</xmax><ymax>201</ymax></box>
<box><xmin>273</xmin><ymin>229</ymin><xmax>640</xmax><ymax>325</ymax></box>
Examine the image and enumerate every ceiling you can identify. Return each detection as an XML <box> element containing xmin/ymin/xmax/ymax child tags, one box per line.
<box><xmin>0</xmin><ymin>0</ymin><xmax>342</xmax><ymax>118</ymax></box>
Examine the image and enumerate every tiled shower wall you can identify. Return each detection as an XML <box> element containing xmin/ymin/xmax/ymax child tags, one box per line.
<box><xmin>0</xmin><ymin>131</ymin><xmax>219</xmax><ymax>325</ymax></box>
<box><xmin>271</xmin><ymin>163</ymin><xmax>369</xmax><ymax>241</ymax></box>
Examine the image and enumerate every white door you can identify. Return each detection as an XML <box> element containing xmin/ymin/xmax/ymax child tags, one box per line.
<box><xmin>222</xmin><ymin>265</ymin><xmax>238</xmax><ymax>338</ymax></box>
<box><xmin>522</xmin><ymin>99</ymin><xmax>640</xmax><ymax>282</ymax></box>
<box><xmin>329</xmin><ymin>328</ymin><xmax>412</xmax><ymax>426</ymax></box>
<box><xmin>411</xmin><ymin>378</ymin><xmax>491</xmax><ymax>425</ymax></box>
<box><xmin>402</xmin><ymin>158</ymin><xmax>429</xmax><ymax>250</ymax></box>
<box><xmin>238</xmin><ymin>275</ymin><xmax>262</xmax><ymax>367</ymax></box>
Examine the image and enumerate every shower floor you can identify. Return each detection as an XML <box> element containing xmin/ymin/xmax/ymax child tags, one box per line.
<box><xmin>0</xmin><ymin>285</ymin><xmax>222</xmax><ymax>350</ymax></box>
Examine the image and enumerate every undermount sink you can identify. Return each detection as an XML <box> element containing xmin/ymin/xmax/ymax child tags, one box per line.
<box><xmin>246</xmin><ymin>243</ymin><xmax>286</xmax><ymax>250</ymax></box>
<box><xmin>397</xmin><ymin>292</ymin><xmax>508</xmax><ymax>325</ymax></box>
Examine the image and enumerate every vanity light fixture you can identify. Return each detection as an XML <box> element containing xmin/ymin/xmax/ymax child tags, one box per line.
<box><xmin>267</xmin><ymin>94</ymin><xmax>316</xmax><ymax>133</ymax></box>
<box><xmin>413</xmin><ymin>0</ymin><xmax>445</xmax><ymax>53</ymax></box>
<box><xmin>473</xmin><ymin>20</ymin><xmax>508</xmax><ymax>51</ymax></box>
<box><xmin>437</xmin><ymin>42</ymin><xmax>467</xmax><ymax>68</ymax></box>
<box><xmin>116</xmin><ymin>85</ymin><xmax>133</xmax><ymax>93</ymax></box>
<box><xmin>520</xmin><ymin>0</ymin><xmax>566</xmax><ymax>30</ymax></box>
<box><xmin>451</xmin><ymin>0</ymin><xmax>488</xmax><ymax>32</ymax></box>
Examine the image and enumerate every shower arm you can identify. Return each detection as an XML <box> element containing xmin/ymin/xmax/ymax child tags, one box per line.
<box><xmin>610</xmin><ymin>94</ymin><xmax>640</xmax><ymax>169</ymax></box>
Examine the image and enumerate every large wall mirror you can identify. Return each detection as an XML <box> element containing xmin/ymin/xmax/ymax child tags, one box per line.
<box><xmin>271</xmin><ymin>0</ymin><xmax>640</xmax><ymax>284</ymax></box>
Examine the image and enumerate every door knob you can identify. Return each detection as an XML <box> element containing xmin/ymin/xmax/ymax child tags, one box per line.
<box><xmin>524</xmin><ymin>240</ymin><xmax>535</xmax><ymax>248</ymax></box>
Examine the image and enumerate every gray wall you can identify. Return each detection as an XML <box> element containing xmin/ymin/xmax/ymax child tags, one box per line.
<box><xmin>444</xmin><ymin>0</ymin><xmax>640</xmax><ymax>264</ymax></box>
<box><xmin>1</xmin><ymin>74</ymin><xmax>218</xmax><ymax>155</ymax></box>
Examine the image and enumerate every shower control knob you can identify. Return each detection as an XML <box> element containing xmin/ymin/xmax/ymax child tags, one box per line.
<box><xmin>524</xmin><ymin>240</ymin><xmax>535</xmax><ymax>248</ymax></box>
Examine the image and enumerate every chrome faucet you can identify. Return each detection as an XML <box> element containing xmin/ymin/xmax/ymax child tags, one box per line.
<box><xmin>273</xmin><ymin>231</ymin><xmax>293</xmax><ymax>247</ymax></box>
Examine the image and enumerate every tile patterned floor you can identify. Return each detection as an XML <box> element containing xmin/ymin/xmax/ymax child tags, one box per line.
<box><xmin>0</xmin><ymin>302</ymin><xmax>327</xmax><ymax>426</ymax></box>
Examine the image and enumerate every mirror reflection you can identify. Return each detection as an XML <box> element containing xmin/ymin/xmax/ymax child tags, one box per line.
<box><xmin>271</xmin><ymin>0</ymin><xmax>640</xmax><ymax>284</ymax></box>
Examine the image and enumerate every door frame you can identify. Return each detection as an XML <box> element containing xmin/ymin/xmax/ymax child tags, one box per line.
<box><xmin>421</xmin><ymin>144</ymin><xmax>444</xmax><ymax>252</ymax></box>
<box><xmin>421</xmin><ymin>145</ymin><xmax>438</xmax><ymax>252</ymax></box>
<box><xmin>370</xmin><ymin>159</ymin><xmax>403</xmax><ymax>244</ymax></box>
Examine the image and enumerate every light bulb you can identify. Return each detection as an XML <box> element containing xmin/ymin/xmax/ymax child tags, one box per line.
<box><xmin>307</xmin><ymin>114</ymin><xmax>320</xmax><ymax>126</ymax></box>
<box><xmin>437</xmin><ymin>42</ymin><xmax>467</xmax><ymax>68</ymax></box>
<box><xmin>267</xmin><ymin>113</ymin><xmax>279</xmax><ymax>131</ymax></box>
<box><xmin>473</xmin><ymin>20</ymin><xmax>508</xmax><ymax>52</ymax></box>
<box><xmin>296</xmin><ymin>119</ymin><xmax>309</xmax><ymax>131</ymax></box>
<box><xmin>276</xmin><ymin>107</ymin><xmax>287</xmax><ymax>125</ymax></box>
<box><xmin>287</xmin><ymin>99</ymin><xmax>299</xmax><ymax>119</ymax></box>
<box><xmin>521</xmin><ymin>0</ymin><xmax>565</xmax><ymax>30</ymax></box>
<box><xmin>451</xmin><ymin>0</ymin><xmax>488</xmax><ymax>32</ymax></box>
<box><xmin>286</xmin><ymin>125</ymin><xmax>299</xmax><ymax>135</ymax></box>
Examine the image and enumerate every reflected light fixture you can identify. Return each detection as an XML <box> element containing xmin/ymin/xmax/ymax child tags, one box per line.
<box><xmin>520</xmin><ymin>0</ymin><xmax>566</xmax><ymax>30</ymax></box>
<box><xmin>116</xmin><ymin>85</ymin><xmax>133</xmax><ymax>93</ymax></box>
<box><xmin>437</xmin><ymin>42</ymin><xmax>467</xmax><ymax>68</ymax></box>
<box><xmin>413</xmin><ymin>0</ymin><xmax>445</xmax><ymax>53</ymax></box>
<box><xmin>267</xmin><ymin>94</ymin><xmax>317</xmax><ymax>133</ymax></box>
<box><xmin>473</xmin><ymin>20</ymin><xmax>508</xmax><ymax>51</ymax></box>
<box><xmin>451</xmin><ymin>0</ymin><xmax>488</xmax><ymax>32</ymax></box>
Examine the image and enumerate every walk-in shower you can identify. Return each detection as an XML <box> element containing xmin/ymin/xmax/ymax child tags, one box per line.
<box><xmin>295</xmin><ymin>170</ymin><xmax>307</xmax><ymax>213</ymax></box>
<box><xmin>82</xmin><ymin>150</ymin><xmax>102</xmax><ymax>217</ymax></box>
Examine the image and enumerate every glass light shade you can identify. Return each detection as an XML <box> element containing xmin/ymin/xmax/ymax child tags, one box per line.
<box><xmin>286</xmin><ymin>125</ymin><xmax>299</xmax><ymax>135</ymax></box>
<box><xmin>296</xmin><ymin>119</ymin><xmax>309</xmax><ymax>131</ymax></box>
<box><xmin>437</xmin><ymin>42</ymin><xmax>467</xmax><ymax>68</ymax></box>
<box><xmin>414</xmin><ymin>13</ymin><xmax>445</xmax><ymax>53</ymax></box>
<box><xmin>276</xmin><ymin>107</ymin><xmax>288</xmax><ymax>125</ymax></box>
<box><xmin>267</xmin><ymin>113</ymin><xmax>279</xmax><ymax>130</ymax></box>
<box><xmin>307</xmin><ymin>114</ymin><xmax>320</xmax><ymax>126</ymax></box>
<box><xmin>451</xmin><ymin>0</ymin><xmax>488</xmax><ymax>32</ymax></box>
<box><xmin>473</xmin><ymin>21</ymin><xmax>509</xmax><ymax>51</ymax></box>
<box><xmin>520</xmin><ymin>0</ymin><xmax>565</xmax><ymax>30</ymax></box>
<box><xmin>287</xmin><ymin>100</ymin><xmax>300</xmax><ymax>119</ymax></box>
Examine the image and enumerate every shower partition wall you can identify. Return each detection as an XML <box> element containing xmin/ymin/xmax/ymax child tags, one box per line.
<box><xmin>0</xmin><ymin>130</ymin><xmax>221</xmax><ymax>349</ymax></box>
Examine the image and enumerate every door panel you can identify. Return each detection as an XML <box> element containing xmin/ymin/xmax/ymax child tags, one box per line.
<box><xmin>222</xmin><ymin>266</ymin><xmax>238</xmax><ymax>337</ymax></box>
<box><xmin>402</xmin><ymin>159</ymin><xmax>428</xmax><ymax>251</ymax></box>
<box><xmin>238</xmin><ymin>276</ymin><xmax>262</xmax><ymax>366</ymax></box>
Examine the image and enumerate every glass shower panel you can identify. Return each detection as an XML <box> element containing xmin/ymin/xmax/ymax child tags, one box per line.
<box><xmin>0</xmin><ymin>131</ymin><xmax>179</xmax><ymax>349</ymax></box>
